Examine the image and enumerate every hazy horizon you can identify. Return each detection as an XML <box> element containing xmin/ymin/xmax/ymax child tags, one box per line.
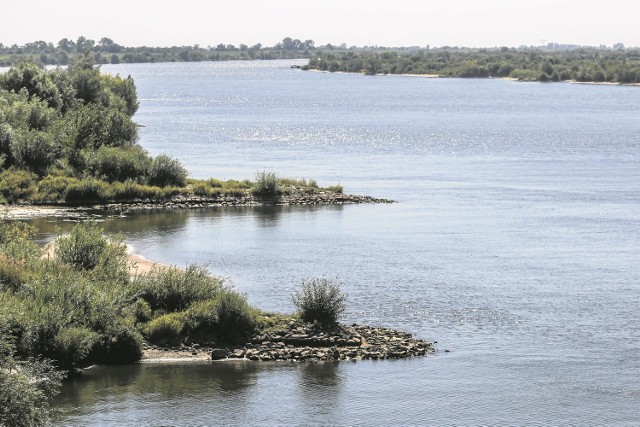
<box><xmin>1</xmin><ymin>0</ymin><xmax>638</xmax><ymax>49</ymax></box>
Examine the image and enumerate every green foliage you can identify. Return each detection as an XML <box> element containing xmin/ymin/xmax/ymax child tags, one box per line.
<box><xmin>147</xmin><ymin>154</ymin><xmax>188</xmax><ymax>187</ymax></box>
<box><xmin>142</xmin><ymin>312</ymin><xmax>186</xmax><ymax>346</ymax></box>
<box><xmin>87</xmin><ymin>322</ymin><xmax>143</xmax><ymax>365</ymax></box>
<box><xmin>0</xmin><ymin>221</ymin><xmax>41</xmax><ymax>262</ymax></box>
<box><xmin>138</xmin><ymin>264</ymin><xmax>224</xmax><ymax>313</ymax></box>
<box><xmin>0</xmin><ymin>329</ymin><xmax>63</xmax><ymax>427</ymax></box>
<box><xmin>252</xmin><ymin>170</ymin><xmax>279</xmax><ymax>198</ymax></box>
<box><xmin>83</xmin><ymin>145</ymin><xmax>151</xmax><ymax>183</ymax></box>
<box><xmin>55</xmin><ymin>222</ymin><xmax>128</xmax><ymax>277</ymax></box>
<box><xmin>51</xmin><ymin>326</ymin><xmax>98</xmax><ymax>369</ymax></box>
<box><xmin>292</xmin><ymin>277</ymin><xmax>347</xmax><ymax>326</ymax></box>
<box><xmin>325</xmin><ymin>184</ymin><xmax>343</xmax><ymax>194</ymax></box>
<box><xmin>0</xmin><ymin>222</ymin><xmax>142</xmax><ymax>373</ymax></box>
<box><xmin>32</xmin><ymin>175</ymin><xmax>78</xmax><ymax>202</ymax></box>
<box><xmin>186</xmin><ymin>292</ymin><xmax>256</xmax><ymax>344</ymax></box>
<box><xmin>0</xmin><ymin>60</ymin><xmax>63</xmax><ymax>109</ymax></box>
<box><xmin>0</xmin><ymin>168</ymin><xmax>37</xmax><ymax>202</ymax></box>
<box><xmin>63</xmin><ymin>177</ymin><xmax>110</xmax><ymax>203</ymax></box>
<box><xmin>11</xmin><ymin>130</ymin><xmax>60</xmax><ymax>175</ymax></box>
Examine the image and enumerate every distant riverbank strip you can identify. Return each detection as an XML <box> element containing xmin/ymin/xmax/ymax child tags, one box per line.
<box><xmin>304</xmin><ymin>47</ymin><xmax>640</xmax><ymax>85</ymax></box>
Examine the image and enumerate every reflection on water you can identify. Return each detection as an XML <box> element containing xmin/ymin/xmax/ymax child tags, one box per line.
<box><xmin>32</xmin><ymin>205</ymin><xmax>344</xmax><ymax>245</ymax></box>
<box><xmin>55</xmin><ymin>361</ymin><xmax>349</xmax><ymax>426</ymax></box>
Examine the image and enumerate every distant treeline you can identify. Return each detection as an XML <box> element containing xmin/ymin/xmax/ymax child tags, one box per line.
<box><xmin>0</xmin><ymin>36</ymin><xmax>320</xmax><ymax>66</ymax></box>
<box><xmin>305</xmin><ymin>47</ymin><xmax>640</xmax><ymax>84</ymax></box>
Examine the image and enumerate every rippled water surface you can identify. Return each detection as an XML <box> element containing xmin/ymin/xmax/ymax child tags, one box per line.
<box><xmin>46</xmin><ymin>60</ymin><xmax>640</xmax><ymax>425</ymax></box>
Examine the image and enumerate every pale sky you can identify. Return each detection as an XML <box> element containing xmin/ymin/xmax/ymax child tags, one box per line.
<box><xmin>1</xmin><ymin>0</ymin><xmax>638</xmax><ymax>48</ymax></box>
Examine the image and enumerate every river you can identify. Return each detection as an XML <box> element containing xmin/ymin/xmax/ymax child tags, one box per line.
<box><xmin>43</xmin><ymin>60</ymin><xmax>640</xmax><ymax>425</ymax></box>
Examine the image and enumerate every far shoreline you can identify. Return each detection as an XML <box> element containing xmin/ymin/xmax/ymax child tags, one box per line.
<box><xmin>303</xmin><ymin>68</ymin><xmax>640</xmax><ymax>86</ymax></box>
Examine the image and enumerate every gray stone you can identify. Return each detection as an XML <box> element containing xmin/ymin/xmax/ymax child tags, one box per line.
<box><xmin>211</xmin><ymin>348</ymin><xmax>227</xmax><ymax>360</ymax></box>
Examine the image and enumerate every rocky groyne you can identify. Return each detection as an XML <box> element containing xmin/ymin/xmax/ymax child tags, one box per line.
<box><xmin>210</xmin><ymin>321</ymin><xmax>435</xmax><ymax>362</ymax></box>
<box><xmin>100</xmin><ymin>192</ymin><xmax>395</xmax><ymax>214</ymax></box>
<box><xmin>2</xmin><ymin>190</ymin><xmax>395</xmax><ymax>220</ymax></box>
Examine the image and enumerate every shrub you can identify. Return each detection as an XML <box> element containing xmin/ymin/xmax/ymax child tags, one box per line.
<box><xmin>148</xmin><ymin>154</ymin><xmax>188</xmax><ymax>187</ymax></box>
<box><xmin>0</xmin><ymin>257</ymin><xmax>28</xmax><ymax>292</ymax></box>
<box><xmin>88</xmin><ymin>323</ymin><xmax>143</xmax><ymax>365</ymax></box>
<box><xmin>84</xmin><ymin>145</ymin><xmax>152</xmax><ymax>183</ymax></box>
<box><xmin>52</xmin><ymin>326</ymin><xmax>98</xmax><ymax>370</ymax></box>
<box><xmin>0</xmin><ymin>221</ymin><xmax>41</xmax><ymax>262</ymax></box>
<box><xmin>186</xmin><ymin>291</ymin><xmax>256</xmax><ymax>344</ymax></box>
<box><xmin>64</xmin><ymin>177</ymin><xmax>111</xmax><ymax>203</ymax></box>
<box><xmin>0</xmin><ymin>168</ymin><xmax>37</xmax><ymax>203</ymax></box>
<box><xmin>252</xmin><ymin>170</ymin><xmax>279</xmax><ymax>198</ymax></box>
<box><xmin>138</xmin><ymin>264</ymin><xmax>224</xmax><ymax>313</ymax></box>
<box><xmin>0</xmin><ymin>325</ymin><xmax>63</xmax><ymax>427</ymax></box>
<box><xmin>142</xmin><ymin>312</ymin><xmax>185</xmax><ymax>346</ymax></box>
<box><xmin>55</xmin><ymin>222</ymin><xmax>108</xmax><ymax>270</ymax></box>
<box><xmin>325</xmin><ymin>184</ymin><xmax>343</xmax><ymax>194</ymax></box>
<box><xmin>292</xmin><ymin>278</ymin><xmax>347</xmax><ymax>326</ymax></box>
<box><xmin>11</xmin><ymin>131</ymin><xmax>59</xmax><ymax>176</ymax></box>
<box><xmin>33</xmin><ymin>175</ymin><xmax>79</xmax><ymax>202</ymax></box>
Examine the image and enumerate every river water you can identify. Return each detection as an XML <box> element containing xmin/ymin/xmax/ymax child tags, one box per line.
<box><xmin>44</xmin><ymin>60</ymin><xmax>640</xmax><ymax>425</ymax></box>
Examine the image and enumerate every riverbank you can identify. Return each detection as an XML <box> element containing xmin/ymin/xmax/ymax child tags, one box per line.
<box><xmin>0</xmin><ymin>191</ymin><xmax>395</xmax><ymax>220</ymax></box>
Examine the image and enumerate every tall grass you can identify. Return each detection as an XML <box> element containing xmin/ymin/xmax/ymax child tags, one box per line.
<box><xmin>292</xmin><ymin>277</ymin><xmax>347</xmax><ymax>326</ymax></box>
<box><xmin>252</xmin><ymin>170</ymin><xmax>279</xmax><ymax>198</ymax></box>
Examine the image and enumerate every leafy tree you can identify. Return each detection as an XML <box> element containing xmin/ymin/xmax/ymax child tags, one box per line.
<box><xmin>0</xmin><ymin>61</ymin><xmax>62</xmax><ymax>109</ymax></box>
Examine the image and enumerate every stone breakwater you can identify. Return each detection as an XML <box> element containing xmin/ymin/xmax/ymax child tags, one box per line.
<box><xmin>100</xmin><ymin>192</ymin><xmax>395</xmax><ymax>213</ymax></box>
<box><xmin>211</xmin><ymin>322</ymin><xmax>435</xmax><ymax>362</ymax></box>
<box><xmin>2</xmin><ymin>191</ymin><xmax>395</xmax><ymax>220</ymax></box>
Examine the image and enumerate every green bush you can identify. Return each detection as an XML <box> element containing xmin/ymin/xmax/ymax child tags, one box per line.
<box><xmin>11</xmin><ymin>131</ymin><xmax>59</xmax><ymax>176</ymax></box>
<box><xmin>186</xmin><ymin>291</ymin><xmax>256</xmax><ymax>344</ymax></box>
<box><xmin>88</xmin><ymin>323</ymin><xmax>143</xmax><ymax>365</ymax></box>
<box><xmin>33</xmin><ymin>175</ymin><xmax>79</xmax><ymax>202</ymax></box>
<box><xmin>138</xmin><ymin>264</ymin><xmax>224</xmax><ymax>313</ymax></box>
<box><xmin>325</xmin><ymin>184</ymin><xmax>343</xmax><ymax>194</ymax></box>
<box><xmin>0</xmin><ymin>324</ymin><xmax>63</xmax><ymax>427</ymax></box>
<box><xmin>252</xmin><ymin>170</ymin><xmax>279</xmax><ymax>198</ymax></box>
<box><xmin>52</xmin><ymin>326</ymin><xmax>98</xmax><ymax>370</ymax></box>
<box><xmin>0</xmin><ymin>258</ymin><xmax>28</xmax><ymax>292</ymax></box>
<box><xmin>55</xmin><ymin>222</ymin><xmax>128</xmax><ymax>279</ymax></box>
<box><xmin>64</xmin><ymin>177</ymin><xmax>111</xmax><ymax>203</ymax></box>
<box><xmin>292</xmin><ymin>278</ymin><xmax>347</xmax><ymax>326</ymax></box>
<box><xmin>0</xmin><ymin>168</ymin><xmax>37</xmax><ymax>203</ymax></box>
<box><xmin>0</xmin><ymin>221</ymin><xmax>41</xmax><ymax>262</ymax></box>
<box><xmin>142</xmin><ymin>312</ymin><xmax>185</xmax><ymax>346</ymax></box>
<box><xmin>55</xmin><ymin>222</ymin><xmax>109</xmax><ymax>271</ymax></box>
<box><xmin>148</xmin><ymin>154</ymin><xmax>188</xmax><ymax>187</ymax></box>
<box><xmin>84</xmin><ymin>145</ymin><xmax>151</xmax><ymax>183</ymax></box>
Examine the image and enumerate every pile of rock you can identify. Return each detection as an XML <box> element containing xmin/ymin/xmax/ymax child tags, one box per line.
<box><xmin>99</xmin><ymin>192</ymin><xmax>395</xmax><ymax>213</ymax></box>
<box><xmin>210</xmin><ymin>321</ymin><xmax>435</xmax><ymax>362</ymax></box>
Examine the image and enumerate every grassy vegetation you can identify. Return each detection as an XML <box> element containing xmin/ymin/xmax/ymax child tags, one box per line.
<box><xmin>305</xmin><ymin>47</ymin><xmax>640</xmax><ymax>84</ymax></box>
<box><xmin>292</xmin><ymin>277</ymin><xmax>347</xmax><ymax>326</ymax></box>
